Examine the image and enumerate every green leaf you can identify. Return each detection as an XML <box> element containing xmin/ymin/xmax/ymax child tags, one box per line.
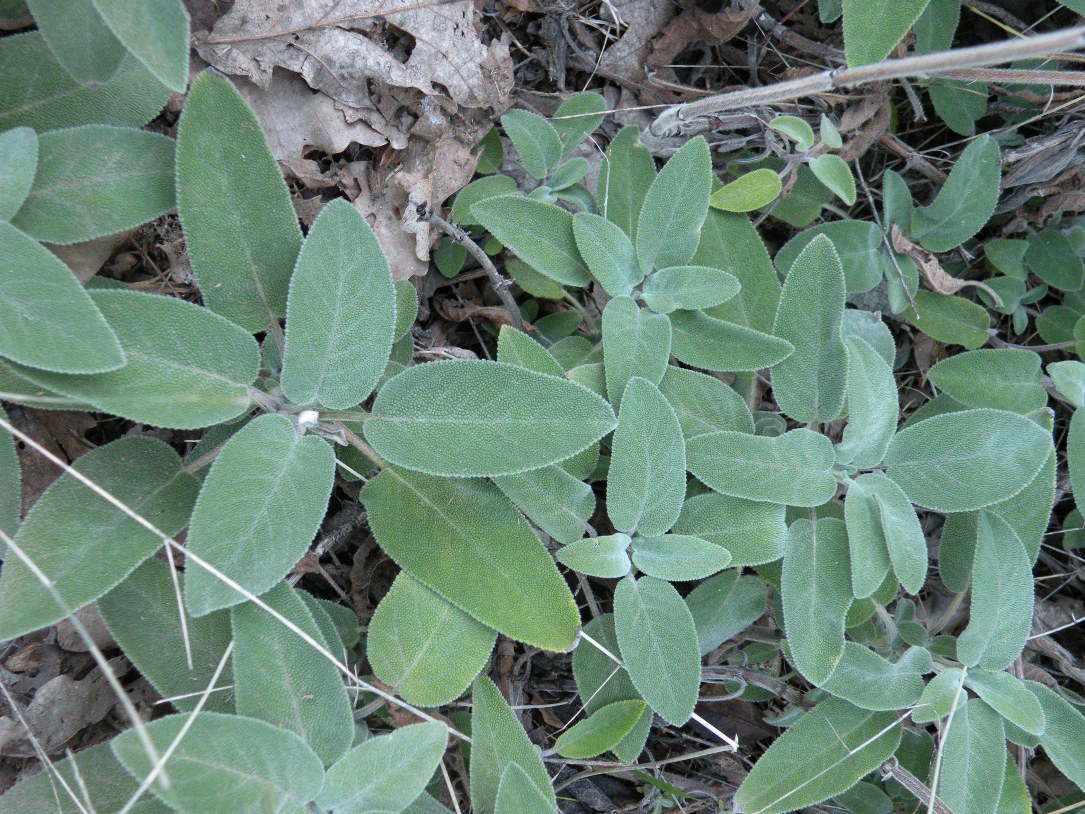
<box><xmin>0</xmin><ymin>126</ymin><xmax>37</xmax><ymax>221</ymax></box>
<box><xmin>884</xmin><ymin>408</ymin><xmax>1052</xmax><ymax>512</ymax></box>
<box><xmin>936</xmin><ymin>698</ymin><xmax>1006</xmax><ymax>814</ymax></box>
<box><xmin>709</xmin><ymin>168</ymin><xmax>782</xmax><ymax>212</ymax></box>
<box><xmin>631</xmin><ymin>534</ymin><xmax>731</xmax><ymax>581</ymax></box>
<box><xmin>768</xmin><ymin>116</ymin><xmax>815</xmax><ymax>151</ymax></box>
<box><xmin>184</xmin><ymin>414</ymin><xmax>335</xmax><ymax>616</ymax></box>
<box><xmin>601</xmin><ymin>296</ymin><xmax>671</xmax><ymax>407</ymax></box>
<box><xmin>1049</xmin><ymin>360</ymin><xmax>1085</xmax><ymax>407</ymax></box>
<box><xmin>0</xmin><ymin>32</ymin><xmax>171</xmax><ymax>132</ymax></box>
<box><xmin>366</xmin><ymin>360</ymin><xmax>616</xmax><ymax>478</ymax></box>
<box><xmin>695</xmin><ymin>210</ymin><xmax>780</xmax><ymax>333</ymax></box>
<box><xmin>555</xmin><ymin>700</ymin><xmax>648</xmax><ymax>759</ymax></box>
<box><xmin>0</xmin><ymin>436</ymin><xmax>196</xmax><ymax>640</ymax></box>
<box><xmin>659</xmin><ymin>365</ymin><xmax>754</xmax><ymax>439</ymax></box>
<box><xmin>475</xmin><ymin>127</ymin><xmax>503</xmax><ymax>174</ymax></box>
<box><xmin>90</xmin><ymin>0</ymin><xmax>189</xmax><ymax>91</ymax></box>
<box><xmin>687</xmin><ymin>429</ymin><xmax>837</xmax><ymax>507</ymax></box>
<box><xmin>24</xmin><ymin>0</ymin><xmax>125</xmax><ymax>85</ymax></box>
<box><xmin>837</xmin><ymin>337</ymin><xmax>898</xmax><ymax>470</ymax></box>
<box><xmin>607</xmin><ymin>377</ymin><xmax>685</xmax><ymax>536</ymax></box>
<box><xmin>14</xmin><ymin>289</ymin><xmax>259</xmax><ymax>428</ymax></box>
<box><xmin>367</xmin><ymin>572</ymin><xmax>496</xmax><ymax>707</ymax></box>
<box><xmin>99</xmin><ymin>558</ymin><xmax>233</xmax><ymax>713</ymax></box>
<box><xmin>572</xmin><ymin>211</ymin><xmax>641</xmax><ymax>297</ymax></box>
<box><xmin>808</xmin><ymin>154</ymin><xmax>856</xmax><ymax>206</ymax></box>
<box><xmin>636</xmin><ymin>137</ymin><xmax>711</xmax><ymax>273</ymax></box>
<box><xmin>231</xmin><ymin>581</ymin><xmax>353</xmax><ymax>765</ymax></box>
<box><xmin>551</xmin><ymin>92</ymin><xmax>606</xmax><ymax>155</ymax></box>
<box><xmin>451</xmin><ymin>174</ymin><xmax>518</xmax><ymax>226</ymax></box>
<box><xmin>0</xmin><ymin>741</ymin><xmax>171</xmax><ymax>814</ymax></box>
<box><xmin>912</xmin><ymin>668</ymin><xmax>966</xmax><ymax>723</ymax></box>
<box><xmin>470</xmin><ymin>677</ymin><xmax>556</xmax><ymax>814</ymax></box>
<box><xmin>907</xmin><ymin>290</ymin><xmax>990</xmax><ymax>349</ymax></box>
<box><xmin>964</xmin><ymin>670</ymin><xmax>1045</xmax><ymax>736</ymax></box>
<box><xmin>112</xmin><ymin>712</ymin><xmax>324</xmax><ymax>813</ymax></box>
<box><xmin>0</xmin><ymin>221</ymin><xmax>124</xmax><ymax>373</ymax></box>
<box><xmin>394</xmin><ymin>278</ymin><xmax>418</xmax><ymax>341</ymax></box>
<box><xmin>772</xmin><ymin>233</ymin><xmax>847</xmax><ymax>423</ymax></box>
<box><xmin>641</xmin><ymin>265</ymin><xmax>740</xmax><ymax>314</ymax></box>
<box><xmin>842</xmin><ymin>477</ymin><xmax>892</xmax><ymax>598</ymax></box>
<box><xmin>1071</xmin><ymin>409</ymin><xmax>1085</xmax><ymax>520</ymax></box>
<box><xmin>362</xmin><ymin>468</ymin><xmax>580</xmax><ymax>651</ymax></box>
<box><xmin>556</xmin><ymin>534</ymin><xmax>632</xmax><ymax>578</ymax></box>
<box><xmin>822</xmin><ymin>643</ymin><xmax>931</xmax><ymax>711</ymax></box>
<box><xmin>614</xmin><ymin>575</ymin><xmax>701</xmax><ymax>725</ymax></box>
<box><xmin>776</xmin><ymin>221</ymin><xmax>884</xmax><ymax>295</ymax></box>
<box><xmin>472</xmin><ymin>196</ymin><xmax>590</xmax><ymax>287</ymax></box>
<box><xmin>316</xmin><ymin>722</ymin><xmax>448</xmax><ymax>814</ymax></box>
<box><xmin>597</xmin><ymin>124</ymin><xmax>655</xmax><ymax>242</ymax></box>
<box><xmin>495</xmin><ymin>463</ymin><xmax>595</xmax><ymax>544</ymax></box>
<box><xmin>669</xmin><ymin>309</ymin><xmax>794</xmax><ymax>372</ymax></box>
<box><xmin>912</xmin><ymin>135</ymin><xmax>1000</xmax><ymax>252</ymax></box>
<box><xmin>176</xmin><ymin>72</ymin><xmax>302</xmax><ymax>332</ymax></box>
<box><xmin>673</xmin><ymin>492</ymin><xmax>785</xmax><ymax>566</ymax></box>
<box><xmin>781</xmin><ymin>518</ymin><xmax>852</xmax><ymax>685</ymax></box>
<box><xmin>1026</xmin><ymin>230</ymin><xmax>1084</xmax><ymax>291</ymax></box>
<box><xmin>495</xmin><ymin>764</ymin><xmax>557</xmax><ymax>814</ymax></box>
<box><xmin>842</xmin><ymin>0</ymin><xmax>930</xmax><ymax>65</ymax></box>
<box><xmin>928</xmin><ymin>349</ymin><xmax>1046</xmax><ymax>414</ymax></box>
<box><xmin>988</xmin><ymin>446</ymin><xmax>1055</xmax><ymax>564</ymax></box>
<box><xmin>957</xmin><ymin>511</ymin><xmax>1033</xmax><ymax>670</ymax></box>
<box><xmin>12</xmin><ymin>125</ymin><xmax>174</xmax><ymax>244</ymax></box>
<box><xmin>501</xmin><ymin>109</ymin><xmax>562</xmax><ymax>180</ymax></box>
<box><xmin>281</xmin><ymin>199</ymin><xmax>396</xmax><ymax>408</ymax></box>
<box><xmin>734</xmin><ymin>698</ymin><xmax>902</xmax><ymax>814</ymax></box>
<box><xmin>685</xmin><ymin>569</ymin><xmax>767</xmax><ymax>654</ymax></box>
<box><xmin>1026</xmin><ymin>682</ymin><xmax>1085</xmax><ymax>789</ymax></box>
<box><xmin>496</xmin><ymin>326</ymin><xmax>564</xmax><ymax>378</ymax></box>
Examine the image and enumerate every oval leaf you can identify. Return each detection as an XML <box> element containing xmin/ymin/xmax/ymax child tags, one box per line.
<box><xmin>501</xmin><ymin>109</ymin><xmax>562</xmax><ymax>180</ymax></box>
<box><xmin>597</xmin><ymin>124</ymin><xmax>655</xmax><ymax>241</ymax></box>
<box><xmin>282</xmin><ymin>199</ymin><xmax>396</xmax><ymax>409</ymax></box>
<box><xmin>472</xmin><ymin>196</ymin><xmax>591</xmax><ymax>287</ymax></box>
<box><xmin>362</xmin><ymin>468</ymin><xmax>580</xmax><ymax>651</ymax></box>
<box><xmin>884</xmin><ymin>408</ymin><xmax>1052</xmax><ymax>512</ymax></box>
<box><xmin>685</xmin><ymin>569</ymin><xmax>768</xmax><ymax>655</ymax></box>
<box><xmin>14</xmin><ymin>289</ymin><xmax>260</xmax><ymax>429</ymax></box>
<box><xmin>554</xmin><ymin>700</ymin><xmax>648</xmax><ymax>759</ymax></box>
<box><xmin>602</xmin><ymin>296</ymin><xmax>671</xmax><ymax>407</ymax></box>
<box><xmin>936</xmin><ymin>698</ymin><xmax>1006</xmax><ymax>814</ymax></box>
<box><xmin>494</xmin><ymin>463</ymin><xmax>595</xmax><ymax>545</ymax></box>
<box><xmin>928</xmin><ymin>349</ymin><xmax>1045</xmax><ymax>414</ymax></box>
<box><xmin>556</xmin><ymin>534</ymin><xmax>632</xmax><ymax>579</ymax></box>
<box><xmin>366</xmin><ymin>360</ymin><xmax>616</xmax><ymax>478</ymax></box>
<box><xmin>709</xmin><ymin>168</ymin><xmax>782</xmax><ymax>212</ymax></box>
<box><xmin>0</xmin><ymin>436</ymin><xmax>197</xmax><ymax>640</ymax></box>
<box><xmin>964</xmin><ymin>670</ymin><xmax>1045</xmax><ymax>736</ymax></box>
<box><xmin>613</xmin><ymin>575</ymin><xmax>700</xmax><ymax>725</ymax></box>
<box><xmin>572</xmin><ymin>211</ymin><xmax>641</xmax><ymax>297</ymax></box>
<box><xmin>367</xmin><ymin>572</ymin><xmax>497</xmax><ymax>707</ymax></box>
<box><xmin>673</xmin><ymin>492</ymin><xmax>785</xmax><ymax>566</ymax></box>
<box><xmin>184</xmin><ymin>414</ymin><xmax>335</xmax><ymax>616</ymax></box>
<box><xmin>0</xmin><ymin>126</ymin><xmax>37</xmax><ymax>221</ymax></box>
<box><xmin>25</xmin><ymin>0</ymin><xmax>125</xmax><ymax>86</ymax></box>
<box><xmin>495</xmin><ymin>763</ymin><xmax>556</xmax><ymax>814</ymax></box>
<box><xmin>659</xmin><ymin>365</ymin><xmax>754</xmax><ymax>439</ymax></box>
<box><xmin>641</xmin><ymin>265</ymin><xmax>740</xmax><ymax>314</ymax></box>
<box><xmin>911</xmin><ymin>135</ymin><xmax>1000</xmax><ymax>252</ymax></box>
<box><xmin>89</xmin><ymin>0</ymin><xmax>190</xmax><ymax>92</ymax></box>
<box><xmin>836</xmin><ymin>336</ymin><xmax>898</xmax><ymax>470</ymax></box>
<box><xmin>631</xmin><ymin>534</ymin><xmax>731</xmax><ymax>582</ymax></box>
<box><xmin>636</xmin><ymin>136</ymin><xmax>712</xmax><ymax>273</ymax></box>
<box><xmin>669</xmin><ymin>309</ymin><xmax>794</xmax><ymax>372</ymax></box>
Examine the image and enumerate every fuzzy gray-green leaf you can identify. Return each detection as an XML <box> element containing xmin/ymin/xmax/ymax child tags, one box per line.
<box><xmin>781</xmin><ymin>518</ymin><xmax>852</xmax><ymax>685</ymax></box>
<box><xmin>472</xmin><ymin>196</ymin><xmax>591</xmax><ymax>287</ymax></box>
<box><xmin>0</xmin><ymin>126</ymin><xmax>37</xmax><ymax>221</ymax></box>
<box><xmin>884</xmin><ymin>408</ymin><xmax>1052</xmax><ymax>512</ymax></box>
<box><xmin>836</xmin><ymin>336</ymin><xmax>898</xmax><ymax>470</ymax></box>
<box><xmin>176</xmin><ymin>72</ymin><xmax>303</xmax><ymax>332</ymax></box>
<box><xmin>366</xmin><ymin>360</ymin><xmax>616</xmax><ymax>478</ymax></box>
<box><xmin>367</xmin><ymin>572</ymin><xmax>496</xmax><ymax>707</ymax></box>
<box><xmin>1026</xmin><ymin>682</ymin><xmax>1085</xmax><ymax>789</ymax></box>
<box><xmin>0</xmin><ymin>436</ymin><xmax>197</xmax><ymax>642</ymax></box>
<box><xmin>673</xmin><ymin>492</ymin><xmax>785</xmax><ymax>566</ymax></box>
<box><xmin>964</xmin><ymin>670</ymin><xmax>1045</xmax><ymax>736</ymax></box>
<box><xmin>572</xmin><ymin>211</ymin><xmax>642</xmax><ymax>297</ymax></box>
<box><xmin>501</xmin><ymin>109</ymin><xmax>562</xmax><ymax>180</ymax></box>
<box><xmin>554</xmin><ymin>700</ymin><xmax>647</xmax><ymax>759</ymax></box>
<box><xmin>25</xmin><ymin>0</ymin><xmax>125</xmax><ymax>85</ymax></box>
<box><xmin>14</xmin><ymin>289</ymin><xmax>260</xmax><ymax>429</ymax></box>
<box><xmin>602</xmin><ymin>296</ymin><xmax>671</xmax><ymax>407</ymax></box>
<box><xmin>669</xmin><ymin>310</ymin><xmax>794</xmax><ymax>372</ymax></box>
<box><xmin>12</xmin><ymin>125</ymin><xmax>174</xmax><ymax>244</ymax></box>
<box><xmin>362</xmin><ymin>468</ymin><xmax>580</xmax><ymax>651</ymax></box>
<box><xmin>685</xmin><ymin>569</ymin><xmax>767</xmax><ymax>654</ymax></box>
<box><xmin>556</xmin><ymin>534</ymin><xmax>632</xmax><ymax>578</ymax></box>
<box><xmin>734</xmin><ymin>698</ymin><xmax>902</xmax><ymax>814</ymax></box>
<box><xmin>495</xmin><ymin>464</ymin><xmax>595</xmax><ymax>544</ymax></box>
<box><xmin>631</xmin><ymin>534</ymin><xmax>731</xmax><ymax>581</ymax></box>
<box><xmin>911</xmin><ymin>135</ymin><xmax>1000</xmax><ymax>252</ymax></box>
<box><xmin>281</xmin><ymin>198</ymin><xmax>396</xmax><ymax>409</ymax></box>
<box><xmin>822</xmin><ymin>643</ymin><xmax>930</xmax><ymax>711</ymax></box>
<box><xmin>659</xmin><ymin>365</ymin><xmax>755</xmax><ymax>439</ymax></box>
<box><xmin>686</xmin><ymin>429</ymin><xmax>837</xmax><ymax>507</ymax></box>
<box><xmin>597</xmin><ymin>124</ymin><xmax>655</xmax><ymax>241</ymax></box>
<box><xmin>928</xmin><ymin>349</ymin><xmax>1046</xmax><ymax>414</ymax></box>
<box><xmin>0</xmin><ymin>221</ymin><xmax>124</xmax><ymax>374</ymax></box>
<box><xmin>641</xmin><ymin>265</ymin><xmax>740</xmax><ymax>314</ymax></box>
<box><xmin>771</xmin><ymin>233</ymin><xmax>847</xmax><ymax>423</ymax></box>
<box><xmin>496</xmin><ymin>325</ymin><xmax>565</xmax><ymax>378</ymax></box>
<box><xmin>0</xmin><ymin>406</ymin><xmax>19</xmax><ymax>544</ymax></box>
<box><xmin>184</xmin><ymin>414</ymin><xmax>335</xmax><ymax>616</ymax></box>
<box><xmin>232</xmin><ymin>581</ymin><xmax>354</xmax><ymax>765</ymax></box>
<box><xmin>937</xmin><ymin>699</ymin><xmax>1006</xmax><ymax>814</ymax></box>
<box><xmin>635</xmin><ymin>136</ymin><xmax>712</xmax><ymax>273</ymax></box>
<box><xmin>90</xmin><ymin>0</ymin><xmax>190</xmax><ymax>92</ymax></box>
<box><xmin>607</xmin><ymin>377</ymin><xmax>685</xmax><ymax>537</ymax></box>
<box><xmin>956</xmin><ymin>511</ymin><xmax>1034</xmax><ymax>670</ymax></box>
<box><xmin>614</xmin><ymin>576</ymin><xmax>701</xmax><ymax>725</ymax></box>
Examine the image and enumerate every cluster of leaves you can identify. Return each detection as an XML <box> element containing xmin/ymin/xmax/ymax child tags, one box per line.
<box><xmin>2</xmin><ymin>2</ymin><xmax>1085</xmax><ymax>813</ymax></box>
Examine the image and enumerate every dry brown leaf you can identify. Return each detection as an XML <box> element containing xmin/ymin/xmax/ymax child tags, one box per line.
<box><xmin>46</xmin><ymin>231</ymin><xmax>135</xmax><ymax>284</ymax></box>
<box><xmin>54</xmin><ymin>606</ymin><xmax>116</xmax><ymax>654</ymax></box>
<box><xmin>889</xmin><ymin>224</ymin><xmax>1002</xmax><ymax>307</ymax></box>
<box><xmin>10</xmin><ymin>408</ymin><xmax>96</xmax><ymax>515</ymax></box>
<box><xmin>598</xmin><ymin>0</ymin><xmax>677</xmax><ymax>86</ymax></box>
<box><xmin>435</xmin><ymin>298</ymin><xmax>529</xmax><ymax>332</ymax></box>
